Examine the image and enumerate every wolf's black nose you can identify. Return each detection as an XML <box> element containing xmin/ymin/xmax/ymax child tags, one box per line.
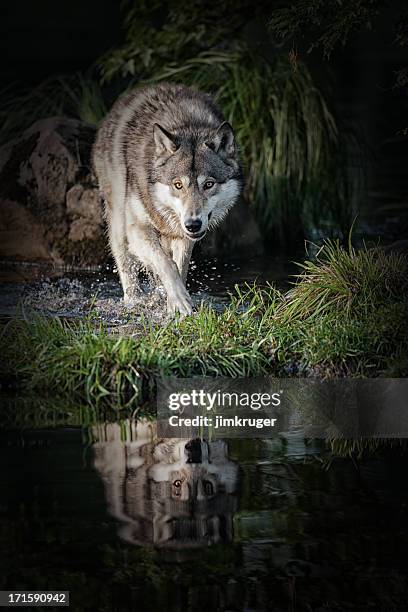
<box><xmin>185</xmin><ymin>218</ymin><xmax>202</xmax><ymax>233</ymax></box>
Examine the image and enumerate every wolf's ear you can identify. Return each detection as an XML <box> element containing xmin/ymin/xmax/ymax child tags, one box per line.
<box><xmin>206</xmin><ymin>122</ymin><xmax>235</xmax><ymax>157</ymax></box>
<box><xmin>153</xmin><ymin>123</ymin><xmax>179</xmax><ymax>155</ymax></box>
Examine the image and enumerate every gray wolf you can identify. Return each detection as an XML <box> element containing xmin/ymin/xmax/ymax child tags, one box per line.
<box><xmin>92</xmin><ymin>83</ymin><xmax>242</xmax><ymax>315</ymax></box>
<box><xmin>92</xmin><ymin>421</ymin><xmax>239</xmax><ymax>549</ymax></box>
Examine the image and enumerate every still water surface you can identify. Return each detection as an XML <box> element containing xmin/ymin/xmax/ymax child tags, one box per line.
<box><xmin>1</xmin><ymin>413</ymin><xmax>408</xmax><ymax>611</ymax></box>
<box><xmin>1</xmin><ymin>240</ymin><xmax>408</xmax><ymax>610</ymax></box>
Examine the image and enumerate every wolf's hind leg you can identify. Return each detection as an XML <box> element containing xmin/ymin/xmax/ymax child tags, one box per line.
<box><xmin>106</xmin><ymin>208</ymin><xmax>137</xmax><ymax>304</ymax></box>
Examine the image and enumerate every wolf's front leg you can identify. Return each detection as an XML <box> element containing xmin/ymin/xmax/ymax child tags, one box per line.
<box><xmin>127</xmin><ymin>225</ymin><xmax>193</xmax><ymax>316</ymax></box>
<box><xmin>171</xmin><ymin>238</ymin><xmax>194</xmax><ymax>285</ymax></box>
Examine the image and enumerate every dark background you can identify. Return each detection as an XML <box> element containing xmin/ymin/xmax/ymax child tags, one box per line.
<box><xmin>1</xmin><ymin>0</ymin><xmax>407</xmax><ymax>147</ymax></box>
<box><xmin>0</xmin><ymin>1</ymin><xmax>121</xmax><ymax>85</ymax></box>
<box><xmin>1</xmin><ymin>0</ymin><xmax>407</xmax><ymax>245</ymax></box>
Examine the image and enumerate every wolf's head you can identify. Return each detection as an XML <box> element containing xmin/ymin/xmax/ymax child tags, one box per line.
<box><xmin>92</xmin><ymin>422</ymin><xmax>239</xmax><ymax>550</ymax></box>
<box><xmin>151</xmin><ymin>122</ymin><xmax>242</xmax><ymax>240</ymax></box>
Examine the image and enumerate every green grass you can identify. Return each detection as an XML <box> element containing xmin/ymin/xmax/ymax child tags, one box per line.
<box><xmin>147</xmin><ymin>50</ymin><xmax>359</xmax><ymax>241</ymax></box>
<box><xmin>279</xmin><ymin>238</ymin><xmax>408</xmax><ymax>320</ymax></box>
<box><xmin>326</xmin><ymin>437</ymin><xmax>408</xmax><ymax>460</ymax></box>
<box><xmin>2</xmin><ymin>242</ymin><xmax>407</xmax><ymax>406</ymax></box>
<box><xmin>0</xmin><ymin>49</ymin><xmax>360</xmax><ymax>243</ymax></box>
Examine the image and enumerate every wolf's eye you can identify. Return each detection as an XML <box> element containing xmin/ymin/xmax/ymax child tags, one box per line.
<box><xmin>203</xmin><ymin>181</ymin><xmax>215</xmax><ymax>190</ymax></box>
<box><xmin>173</xmin><ymin>479</ymin><xmax>182</xmax><ymax>496</ymax></box>
<box><xmin>173</xmin><ymin>180</ymin><xmax>183</xmax><ymax>190</ymax></box>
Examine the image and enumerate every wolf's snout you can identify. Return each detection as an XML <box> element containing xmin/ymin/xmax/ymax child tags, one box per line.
<box><xmin>184</xmin><ymin>218</ymin><xmax>202</xmax><ymax>234</ymax></box>
<box><xmin>185</xmin><ymin>438</ymin><xmax>202</xmax><ymax>463</ymax></box>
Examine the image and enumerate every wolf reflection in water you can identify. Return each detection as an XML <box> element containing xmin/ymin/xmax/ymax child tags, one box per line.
<box><xmin>92</xmin><ymin>420</ymin><xmax>240</xmax><ymax>548</ymax></box>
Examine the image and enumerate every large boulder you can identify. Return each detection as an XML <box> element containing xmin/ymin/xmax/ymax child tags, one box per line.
<box><xmin>0</xmin><ymin>117</ymin><xmax>105</xmax><ymax>267</ymax></box>
<box><xmin>0</xmin><ymin>117</ymin><xmax>263</xmax><ymax>267</ymax></box>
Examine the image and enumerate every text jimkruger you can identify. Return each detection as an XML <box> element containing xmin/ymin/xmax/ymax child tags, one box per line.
<box><xmin>168</xmin><ymin>415</ymin><xmax>278</xmax><ymax>429</ymax></box>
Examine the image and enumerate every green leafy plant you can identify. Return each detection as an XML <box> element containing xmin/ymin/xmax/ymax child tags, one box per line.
<box><xmin>0</xmin><ymin>1</ymin><xmax>364</xmax><ymax>242</ymax></box>
<box><xmin>269</xmin><ymin>0</ymin><xmax>383</xmax><ymax>59</ymax></box>
<box><xmin>143</xmin><ymin>49</ymin><xmax>358</xmax><ymax>241</ymax></box>
<box><xmin>98</xmin><ymin>0</ymin><xmax>264</xmax><ymax>84</ymax></box>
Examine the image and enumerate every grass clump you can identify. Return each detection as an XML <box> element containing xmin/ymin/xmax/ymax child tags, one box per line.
<box><xmin>280</xmin><ymin>240</ymin><xmax>408</xmax><ymax>320</ymax></box>
<box><xmin>147</xmin><ymin>50</ymin><xmax>354</xmax><ymax>242</ymax></box>
<box><xmin>0</xmin><ymin>52</ymin><xmax>355</xmax><ymax>243</ymax></box>
<box><xmin>1</xmin><ymin>242</ymin><xmax>407</xmax><ymax>405</ymax></box>
<box><xmin>0</xmin><ymin>72</ymin><xmax>107</xmax><ymax>144</ymax></box>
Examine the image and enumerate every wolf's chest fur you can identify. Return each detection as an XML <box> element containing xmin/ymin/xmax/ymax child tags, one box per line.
<box><xmin>92</xmin><ymin>83</ymin><xmax>242</xmax><ymax>315</ymax></box>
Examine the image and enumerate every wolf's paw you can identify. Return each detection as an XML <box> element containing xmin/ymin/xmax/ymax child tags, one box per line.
<box><xmin>123</xmin><ymin>294</ymin><xmax>138</xmax><ymax>310</ymax></box>
<box><xmin>167</xmin><ymin>290</ymin><xmax>193</xmax><ymax>317</ymax></box>
<box><xmin>123</xmin><ymin>286</ymin><xmax>144</xmax><ymax>307</ymax></box>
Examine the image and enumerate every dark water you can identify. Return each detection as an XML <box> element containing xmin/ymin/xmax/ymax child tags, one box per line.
<box><xmin>1</xmin><ymin>411</ymin><xmax>408</xmax><ymax>611</ymax></box>
<box><xmin>0</xmin><ymin>254</ymin><xmax>298</xmax><ymax>322</ymax></box>
<box><xmin>1</xmin><ymin>241</ymin><xmax>408</xmax><ymax>610</ymax></box>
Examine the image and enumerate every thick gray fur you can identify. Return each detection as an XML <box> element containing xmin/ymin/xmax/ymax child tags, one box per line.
<box><xmin>92</xmin><ymin>82</ymin><xmax>242</xmax><ymax>315</ymax></box>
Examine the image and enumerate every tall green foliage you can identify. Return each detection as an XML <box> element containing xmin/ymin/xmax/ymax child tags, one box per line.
<box><xmin>0</xmin><ymin>1</ymin><xmax>364</xmax><ymax>242</ymax></box>
<box><xmin>99</xmin><ymin>0</ymin><xmax>263</xmax><ymax>83</ymax></box>
<box><xmin>0</xmin><ymin>72</ymin><xmax>106</xmax><ymax>143</ymax></box>
<box><xmin>144</xmin><ymin>50</ymin><xmax>353</xmax><ymax>241</ymax></box>
<box><xmin>97</xmin><ymin>1</ymin><xmax>361</xmax><ymax>241</ymax></box>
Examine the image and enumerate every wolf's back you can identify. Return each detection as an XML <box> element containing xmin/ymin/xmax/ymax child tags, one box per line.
<box><xmin>92</xmin><ymin>83</ymin><xmax>224</xmax><ymax>189</ymax></box>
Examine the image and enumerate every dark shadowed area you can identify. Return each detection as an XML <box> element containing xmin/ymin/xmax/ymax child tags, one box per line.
<box><xmin>1</xmin><ymin>3</ymin><xmax>408</xmax><ymax>610</ymax></box>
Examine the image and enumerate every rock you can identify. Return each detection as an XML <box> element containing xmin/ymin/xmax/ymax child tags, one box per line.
<box><xmin>0</xmin><ymin>198</ymin><xmax>51</xmax><ymax>262</ymax></box>
<box><xmin>66</xmin><ymin>184</ymin><xmax>102</xmax><ymax>223</ymax></box>
<box><xmin>0</xmin><ymin>117</ymin><xmax>105</xmax><ymax>267</ymax></box>
<box><xmin>66</xmin><ymin>184</ymin><xmax>104</xmax><ymax>244</ymax></box>
<box><xmin>0</xmin><ymin>116</ymin><xmax>263</xmax><ymax>267</ymax></box>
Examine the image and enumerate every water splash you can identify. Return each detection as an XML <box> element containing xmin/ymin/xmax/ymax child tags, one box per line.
<box><xmin>1</xmin><ymin>254</ymin><xmax>296</xmax><ymax>324</ymax></box>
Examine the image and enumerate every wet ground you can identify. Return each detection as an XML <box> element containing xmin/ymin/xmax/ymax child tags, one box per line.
<box><xmin>1</xmin><ymin>188</ymin><xmax>405</xmax><ymax>325</ymax></box>
<box><xmin>0</xmin><ymin>254</ymin><xmax>299</xmax><ymax>325</ymax></box>
<box><xmin>1</xmin><ymin>412</ymin><xmax>408</xmax><ymax>611</ymax></box>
